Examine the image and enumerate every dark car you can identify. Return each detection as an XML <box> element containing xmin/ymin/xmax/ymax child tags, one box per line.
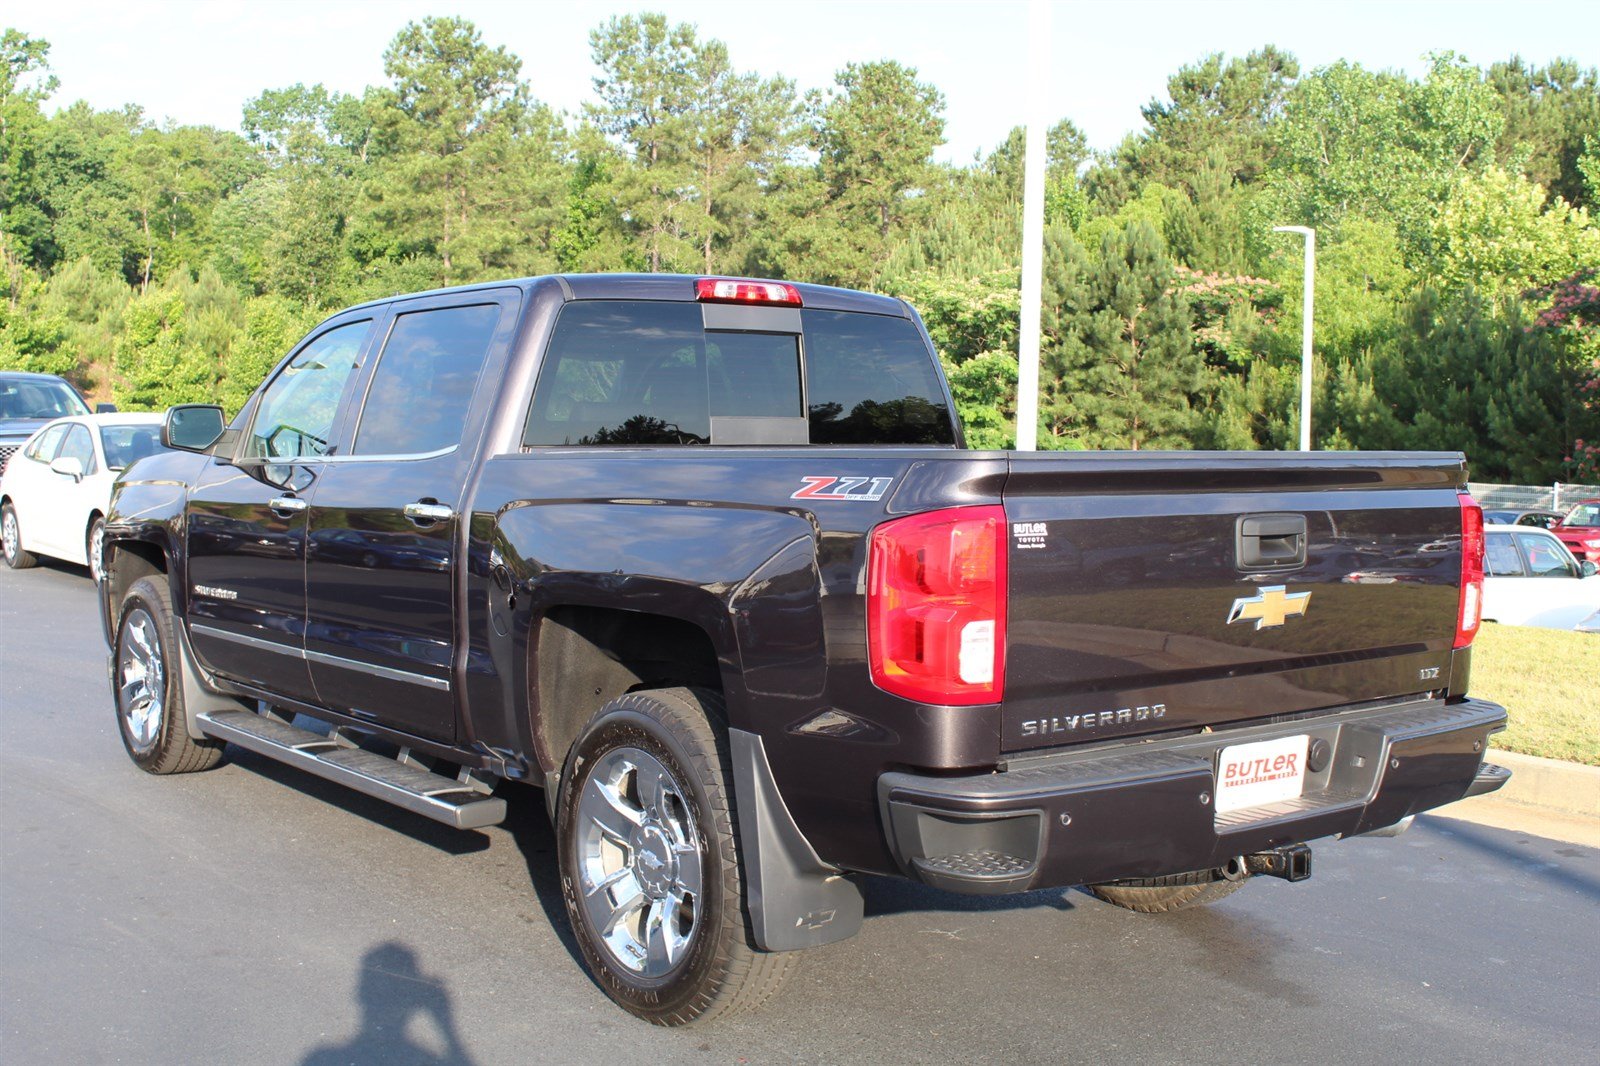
<box><xmin>0</xmin><ymin>372</ymin><xmax>99</xmax><ymax>474</ymax></box>
<box><xmin>1482</xmin><ymin>508</ymin><xmax>1563</xmax><ymax>530</ymax></box>
<box><xmin>96</xmin><ymin>273</ymin><xmax>1510</xmax><ymax>1025</ymax></box>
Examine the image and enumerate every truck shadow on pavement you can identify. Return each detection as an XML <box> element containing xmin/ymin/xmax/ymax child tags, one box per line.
<box><xmin>1419</xmin><ymin>816</ymin><xmax>1600</xmax><ymax>900</ymax></box>
<box><xmin>300</xmin><ymin>942</ymin><xmax>477</xmax><ymax>1066</ymax></box>
<box><xmin>501</xmin><ymin>790</ymin><xmax>593</xmax><ymax>978</ymax></box>
<box><xmin>861</xmin><ymin>875</ymin><xmax>1078</xmax><ymax>917</ymax></box>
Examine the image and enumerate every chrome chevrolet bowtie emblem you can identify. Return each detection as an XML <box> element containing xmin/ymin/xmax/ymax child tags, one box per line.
<box><xmin>1227</xmin><ymin>585</ymin><xmax>1311</xmax><ymax>630</ymax></box>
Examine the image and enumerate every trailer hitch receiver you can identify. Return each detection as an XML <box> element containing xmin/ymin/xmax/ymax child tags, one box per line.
<box><xmin>1245</xmin><ymin>844</ymin><xmax>1312</xmax><ymax>882</ymax></box>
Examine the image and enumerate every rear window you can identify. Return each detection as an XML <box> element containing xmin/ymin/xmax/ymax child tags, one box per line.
<box><xmin>522</xmin><ymin>301</ymin><xmax>953</xmax><ymax>447</ymax></box>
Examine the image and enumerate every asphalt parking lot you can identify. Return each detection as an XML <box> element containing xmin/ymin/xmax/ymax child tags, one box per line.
<box><xmin>3</xmin><ymin>560</ymin><xmax>1597</xmax><ymax>1064</ymax></box>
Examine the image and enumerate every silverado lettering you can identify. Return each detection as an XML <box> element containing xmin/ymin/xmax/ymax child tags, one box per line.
<box><xmin>1021</xmin><ymin>704</ymin><xmax>1168</xmax><ymax>736</ymax></box>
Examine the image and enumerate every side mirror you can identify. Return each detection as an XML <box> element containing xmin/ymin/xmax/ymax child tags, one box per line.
<box><xmin>96</xmin><ymin>402</ymin><xmax>119</xmax><ymax>414</ymax></box>
<box><xmin>1583</xmin><ymin>561</ymin><xmax>1597</xmax><ymax>578</ymax></box>
<box><xmin>163</xmin><ymin>404</ymin><xmax>226</xmax><ymax>453</ymax></box>
<box><xmin>50</xmin><ymin>455</ymin><xmax>85</xmax><ymax>481</ymax></box>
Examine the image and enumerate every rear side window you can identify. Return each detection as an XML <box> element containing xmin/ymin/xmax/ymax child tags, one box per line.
<box><xmin>354</xmin><ymin>304</ymin><xmax>501</xmax><ymax>456</ymax></box>
<box><xmin>525</xmin><ymin>302</ymin><xmax>712</xmax><ymax>446</ymax></box>
<box><xmin>801</xmin><ymin>309</ymin><xmax>954</xmax><ymax>445</ymax></box>
<box><xmin>523</xmin><ymin>301</ymin><xmax>953</xmax><ymax>447</ymax></box>
<box><xmin>59</xmin><ymin>423</ymin><xmax>97</xmax><ymax>475</ymax></box>
<box><xmin>1484</xmin><ymin>533</ymin><xmax>1522</xmax><ymax>576</ymax></box>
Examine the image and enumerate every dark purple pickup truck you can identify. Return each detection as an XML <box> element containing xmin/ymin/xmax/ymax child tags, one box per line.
<box><xmin>98</xmin><ymin>274</ymin><xmax>1508</xmax><ymax>1024</ymax></box>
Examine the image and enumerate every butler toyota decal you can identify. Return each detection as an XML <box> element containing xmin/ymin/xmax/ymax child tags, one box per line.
<box><xmin>1224</xmin><ymin>751</ymin><xmax>1301</xmax><ymax>786</ymax></box>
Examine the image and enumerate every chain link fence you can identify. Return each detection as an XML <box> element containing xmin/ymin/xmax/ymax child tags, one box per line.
<box><xmin>1467</xmin><ymin>482</ymin><xmax>1600</xmax><ymax>513</ymax></box>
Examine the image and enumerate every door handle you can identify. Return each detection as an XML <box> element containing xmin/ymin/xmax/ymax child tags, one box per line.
<box><xmin>403</xmin><ymin>501</ymin><xmax>454</xmax><ymax>524</ymax></box>
<box><xmin>269</xmin><ymin>495</ymin><xmax>308</xmax><ymax>516</ymax></box>
<box><xmin>1236</xmin><ymin>513</ymin><xmax>1308</xmax><ymax>570</ymax></box>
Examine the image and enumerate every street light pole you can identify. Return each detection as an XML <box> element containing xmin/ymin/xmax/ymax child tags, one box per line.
<box><xmin>1013</xmin><ymin>0</ymin><xmax>1051</xmax><ymax>451</ymax></box>
<box><xmin>1273</xmin><ymin>225</ymin><xmax>1316</xmax><ymax>451</ymax></box>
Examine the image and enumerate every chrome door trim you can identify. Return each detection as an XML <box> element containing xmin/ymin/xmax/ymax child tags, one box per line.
<box><xmin>189</xmin><ymin>624</ymin><xmax>450</xmax><ymax>691</ymax></box>
<box><xmin>190</xmin><ymin>623</ymin><xmax>301</xmax><ymax>657</ymax></box>
<box><xmin>303</xmin><ymin>646</ymin><xmax>451</xmax><ymax>691</ymax></box>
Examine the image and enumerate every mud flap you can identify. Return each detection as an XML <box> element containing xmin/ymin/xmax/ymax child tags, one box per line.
<box><xmin>729</xmin><ymin>728</ymin><xmax>864</xmax><ymax>951</ymax></box>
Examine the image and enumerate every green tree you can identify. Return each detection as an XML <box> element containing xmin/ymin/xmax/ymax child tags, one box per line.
<box><xmin>944</xmin><ymin>351</ymin><xmax>1018</xmax><ymax>449</ymax></box>
<box><xmin>1354</xmin><ymin>288</ymin><xmax>1576</xmax><ymax>481</ymax></box>
<box><xmin>0</xmin><ymin>263</ymin><xmax>71</xmax><ymax>376</ymax></box>
<box><xmin>1039</xmin><ymin>221</ymin><xmax>1207</xmax><ymax>449</ymax></box>
<box><xmin>1262</xmin><ymin>54</ymin><xmax>1504</xmax><ymax>258</ymax></box>
<box><xmin>1489</xmin><ymin>57</ymin><xmax>1600</xmax><ymax>209</ymax></box>
<box><xmin>1</xmin><ymin>29</ymin><xmax>58</xmax><ymax>271</ymax></box>
<box><xmin>358</xmin><ymin>17</ymin><xmax>564</xmax><ymax>286</ymax></box>
<box><xmin>1429</xmin><ymin>167</ymin><xmax>1600</xmax><ymax>296</ymax></box>
<box><xmin>806</xmin><ymin>60</ymin><xmax>946</xmax><ymax>284</ymax></box>
<box><xmin>1127</xmin><ymin>46</ymin><xmax>1300</xmax><ymax>190</ymax></box>
<box><xmin>586</xmin><ymin>14</ymin><xmax>703</xmax><ymax>273</ymax></box>
<box><xmin>38</xmin><ymin>255</ymin><xmax>130</xmax><ymax>396</ymax></box>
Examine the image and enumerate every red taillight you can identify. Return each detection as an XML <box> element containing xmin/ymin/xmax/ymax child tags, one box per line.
<box><xmin>1455</xmin><ymin>492</ymin><xmax>1484</xmax><ymax>649</ymax></box>
<box><xmin>867</xmin><ymin>506</ymin><xmax>1007</xmax><ymax>705</ymax></box>
<box><xmin>695</xmin><ymin>277</ymin><xmax>802</xmax><ymax>306</ymax></box>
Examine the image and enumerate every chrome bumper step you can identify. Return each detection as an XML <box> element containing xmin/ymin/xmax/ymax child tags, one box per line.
<box><xmin>196</xmin><ymin>709</ymin><xmax>506</xmax><ymax>829</ymax></box>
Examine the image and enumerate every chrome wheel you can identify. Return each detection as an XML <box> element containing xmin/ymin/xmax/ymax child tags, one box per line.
<box><xmin>574</xmin><ymin>746</ymin><xmax>703</xmax><ymax>978</ymax></box>
<box><xmin>118</xmin><ymin>607</ymin><xmax>166</xmax><ymax>755</ymax></box>
<box><xmin>2</xmin><ymin>509</ymin><xmax>17</xmax><ymax>562</ymax></box>
<box><xmin>89</xmin><ymin>521</ymin><xmax>106</xmax><ymax>583</ymax></box>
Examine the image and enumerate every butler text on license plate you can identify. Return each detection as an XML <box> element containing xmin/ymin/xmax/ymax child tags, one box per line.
<box><xmin>1215</xmin><ymin>735</ymin><xmax>1310</xmax><ymax>814</ymax></box>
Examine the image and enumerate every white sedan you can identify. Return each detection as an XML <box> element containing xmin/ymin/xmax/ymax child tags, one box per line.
<box><xmin>1</xmin><ymin>413</ymin><xmax>169</xmax><ymax>581</ymax></box>
<box><xmin>1481</xmin><ymin>523</ymin><xmax>1600</xmax><ymax>630</ymax></box>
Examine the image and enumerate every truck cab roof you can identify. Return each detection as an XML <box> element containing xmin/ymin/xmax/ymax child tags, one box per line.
<box><xmin>341</xmin><ymin>273</ymin><xmax>912</xmax><ymax>319</ymax></box>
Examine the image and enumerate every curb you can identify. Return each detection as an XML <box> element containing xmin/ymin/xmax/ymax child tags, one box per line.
<box><xmin>1485</xmin><ymin>748</ymin><xmax>1600</xmax><ymax>818</ymax></box>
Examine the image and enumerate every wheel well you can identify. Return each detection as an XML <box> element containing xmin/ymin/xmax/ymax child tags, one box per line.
<box><xmin>534</xmin><ymin>605</ymin><xmax>722</xmax><ymax>775</ymax></box>
<box><xmin>105</xmin><ymin>540</ymin><xmax>166</xmax><ymax>612</ymax></box>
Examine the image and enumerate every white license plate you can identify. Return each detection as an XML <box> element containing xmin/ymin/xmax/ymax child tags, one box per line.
<box><xmin>1215</xmin><ymin>734</ymin><xmax>1310</xmax><ymax>814</ymax></box>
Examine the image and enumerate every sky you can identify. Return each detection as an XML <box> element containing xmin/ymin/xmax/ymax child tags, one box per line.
<box><xmin>13</xmin><ymin>0</ymin><xmax>1600</xmax><ymax>162</ymax></box>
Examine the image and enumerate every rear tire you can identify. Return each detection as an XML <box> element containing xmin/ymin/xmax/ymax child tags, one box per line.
<box><xmin>1088</xmin><ymin>868</ymin><xmax>1251</xmax><ymax>913</ymax></box>
<box><xmin>114</xmin><ymin>576</ymin><xmax>226</xmax><ymax>774</ymax></box>
<box><xmin>2</xmin><ymin>502</ymin><xmax>39</xmax><ymax>569</ymax></box>
<box><xmin>556</xmin><ymin>687</ymin><xmax>795</xmax><ymax>1025</ymax></box>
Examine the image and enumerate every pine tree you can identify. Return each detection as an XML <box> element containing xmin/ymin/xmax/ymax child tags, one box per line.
<box><xmin>1039</xmin><ymin>221</ymin><xmax>1208</xmax><ymax>450</ymax></box>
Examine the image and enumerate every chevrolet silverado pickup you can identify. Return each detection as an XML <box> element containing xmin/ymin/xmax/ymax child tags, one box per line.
<box><xmin>98</xmin><ymin>273</ymin><xmax>1510</xmax><ymax>1025</ymax></box>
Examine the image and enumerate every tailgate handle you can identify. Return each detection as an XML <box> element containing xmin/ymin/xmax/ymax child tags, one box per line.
<box><xmin>1237</xmin><ymin>513</ymin><xmax>1307</xmax><ymax>570</ymax></box>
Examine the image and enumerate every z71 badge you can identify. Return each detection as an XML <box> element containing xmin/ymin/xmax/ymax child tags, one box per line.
<box><xmin>791</xmin><ymin>476</ymin><xmax>894</xmax><ymax>502</ymax></box>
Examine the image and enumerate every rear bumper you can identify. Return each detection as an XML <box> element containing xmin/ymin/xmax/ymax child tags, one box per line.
<box><xmin>878</xmin><ymin>697</ymin><xmax>1508</xmax><ymax>895</ymax></box>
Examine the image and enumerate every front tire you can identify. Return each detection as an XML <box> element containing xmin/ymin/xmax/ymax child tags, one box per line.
<box><xmin>556</xmin><ymin>687</ymin><xmax>795</xmax><ymax>1025</ymax></box>
<box><xmin>2</xmin><ymin>502</ymin><xmax>39</xmax><ymax>569</ymax></box>
<box><xmin>114</xmin><ymin>576</ymin><xmax>226</xmax><ymax>774</ymax></box>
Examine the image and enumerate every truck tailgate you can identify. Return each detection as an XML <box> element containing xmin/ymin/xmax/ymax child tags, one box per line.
<box><xmin>1000</xmin><ymin>451</ymin><xmax>1467</xmax><ymax>753</ymax></box>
